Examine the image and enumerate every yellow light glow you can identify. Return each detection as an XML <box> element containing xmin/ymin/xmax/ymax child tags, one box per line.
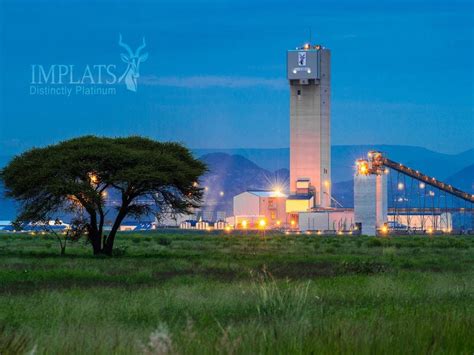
<box><xmin>290</xmin><ymin>220</ymin><xmax>295</xmax><ymax>226</ymax></box>
<box><xmin>286</xmin><ymin>199</ymin><xmax>311</xmax><ymax>213</ymax></box>
<box><xmin>225</xmin><ymin>226</ymin><xmax>231</xmax><ymax>232</ymax></box>
<box><xmin>357</xmin><ymin>160</ymin><xmax>369</xmax><ymax>175</ymax></box>
<box><xmin>89</xmin><ymin>173</ymin><xmax>99</xmax><ymax>184</ymax></box>
<box><xmin>398</xmin><ymin>182</ymin><xmax>404</xmax><ymax>190</ymax></box>
<box><xmin>324</xmin><ymin>180</ymin><xmax>330</xmax><ymax>188</ymax></box>
<box><xmin>427</xmin><ymin>228</ymin><xmax>433</xmax><ymax>234</ymax></box>
<box><xmin>241</xmin><ymin>220</ymin><xmax>248</xmax><ymax>229</ymax></box>
<box><xmin>381</xmin><ymin>225</ymin><xmax>388</xmax><ymax>234</ymax></box>
<box><xmin>276</xmin><ymin>220</ymin><xmax>281</xmax><ymax>226</ymax></box>
<box><xmin>259</xmin><ymin>219</ymin><xmax>266</xmax><ymax>228</ymax></box>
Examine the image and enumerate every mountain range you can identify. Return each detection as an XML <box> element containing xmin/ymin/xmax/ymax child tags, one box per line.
<box><xmin>1</xmin><ymin>145</ymin><xmax>473</xmax><ymax>219</ymax></box>
<box><xmin>194</xmin><ymin>146</ymin><xmax>474</xmax><ymax>183</ymax></box>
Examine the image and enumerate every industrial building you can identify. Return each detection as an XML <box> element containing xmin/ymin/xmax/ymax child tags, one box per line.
<box><xmin>354</xmin><ymin>155</ymin><xmax>388</xmax><ymax>236</ymax></box>
<box><xmin>287</xmin><ymin>44</ymin><xmax>331</xmax><ymax>209</ymax></box>
<box><xmin>226</xmin><ymin>42</ymin><xmax>355</xmax><ymax>231</ymax></box>
<box><xmin>228</xmin><ymin>190</ymin><xmax>288</xmax><ymax>228</ymax></box>
<box><xmin>209</xmin><ymin>42</ymin><xmax>474</xmax><ymax>235</ymax></box>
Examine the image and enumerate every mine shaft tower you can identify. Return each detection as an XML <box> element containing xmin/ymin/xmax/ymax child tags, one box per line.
<box><xmin>287</xmin><ymin>43</ymin><xmax>331</xmax><ymax>208</ymax></box>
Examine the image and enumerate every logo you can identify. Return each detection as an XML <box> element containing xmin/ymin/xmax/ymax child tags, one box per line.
<box><xmin>29</xmin><ymin>34</ymin><xmax>149</xmax><ymax>96</ymax></box>
<box><xmin>118</xmin><ymin>34</ymin><xmax>148</xmax><ymax>92</ymax></box>
<box><xmin>298</xmin><ymin>51</ymin><xmax>306</xmax><ymax>66</ymax></box>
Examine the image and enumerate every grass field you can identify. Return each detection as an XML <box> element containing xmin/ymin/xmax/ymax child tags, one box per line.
<box><xmin>0</xmin><ymin>231</ymin><xmax>473</xmax><ymax>354</ymax></box>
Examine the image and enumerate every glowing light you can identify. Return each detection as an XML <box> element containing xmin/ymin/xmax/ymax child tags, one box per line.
<box><xmin>219</xmin><ymin>191</ymin><xmax>224</xmax><ymax>197</ymax></box>
<box><xmin>225</xmin><ymin>226</ymin><xmax>231</xmax><ymax>232</ymax></box>
<box><xmin>89</xmin><ymin>173</ymin><xmax>99</xmax><ymax>184</ymax></box>
<box><xmin>204</xmin><ymin>186</ymin><xmax>209</xmax><ymax>192</ymax></box>
<box><xmin>192</xmin><ymin>181</ymin><xmax>199</xmax><ymax>187</ymax></box>
<box><xmin>241</xmin><ymin>220</ymin><xmax>248</xmax><ymax>229</ymax></box>
<box><xmin>303</xmin><ymin>43</ymin><xmax>310</xmax><ymax>49</ymax></box>
<box><xmin>357</xmin><ymin>160</ymin><xmax>369</xmax><ymax>175</ymax></box>
<box><xmin>427</xmin><ymin>228</ymin><xmax>433</xmax><ymax>234</ymax></box>
<box><xmin>381</xmin><ymin>225</ymin><xmax>388</xmax><ymax>234</ymax></box>
<box><xmin>429</xmin><ymin>191</ymin><xmax>435</xmax><ymax>197</ymax></box>
<box><xmin>398</xmin><ymin>182</ymin><xmax>404</xmax><ymax>190</ymax></box>
<box><xmin>419</xmin><ymin>182</ymin><xmax>425</xmax><ymax>189</ymax></box>
<box><xmin>317</xmin><ymin>230</ymin><xmax>322</xmax><ymax>235</ymax></box>
<box><xmin>290</xmin><ymin>220</ymin><xmax>296</xmax><ymax>226</ymax></box>
<box><xmin>324</xmin><ymin>180</ymin><xmax>330</xmax><ymax>188</ymax></box>
<box><xmin>276</xmin><ymin>220</ymin><xmax>281</xmax><ymax>226</ymax></box>
<box><xmin>258</xmin><ymin>219</ymin><xmax>266</xmax><ymax>228</ymax></box>
<box><xmin>101</xmin><ymin>190</ymin><xmax>108</xmax><ymax>198</ymax></box>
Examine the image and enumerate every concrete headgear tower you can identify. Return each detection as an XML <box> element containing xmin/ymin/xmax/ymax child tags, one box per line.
<box><xmin>287</xmin><ymin>43</ymin><xmax>331</xmax><ymax>208</ymax></box>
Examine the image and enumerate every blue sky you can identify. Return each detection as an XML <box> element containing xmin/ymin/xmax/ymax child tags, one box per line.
<box><xmin>0</xmin><ymin>0</ymin><xmax>472</xmax><ymax>155</ymax></box>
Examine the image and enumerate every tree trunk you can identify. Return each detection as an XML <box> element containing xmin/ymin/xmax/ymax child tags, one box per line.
<box><xmin>60</xmin><ymin>245</ymin><xmax>66</xmax><ymax>256</ymax></box>
<box><xmin>102</xmin><ymin>208</ymin><xmax>128</xmax><ymax>255</ymax></box>
<box><xmin>89</xmin><ymin>231</ymin><xmax>103</xmax><ymax>255</ymax></box>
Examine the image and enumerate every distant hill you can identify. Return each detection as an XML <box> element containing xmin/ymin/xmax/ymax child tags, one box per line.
<box><xmin>199</xmin><ymin>153</ymin><xmax>288</xmax><ymax>214</ymax></box>
<box><xmin>446</xmin><ymin>164</ymin><xmax>474</xmax><ymax>194</ymax></box>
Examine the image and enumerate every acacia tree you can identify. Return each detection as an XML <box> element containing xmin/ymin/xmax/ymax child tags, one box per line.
<box><xmin>0</xmin><ymin>136</ymin><xmax>207</xmax><ymax>255</ymax></box>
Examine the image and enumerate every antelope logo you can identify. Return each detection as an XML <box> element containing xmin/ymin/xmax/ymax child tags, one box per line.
<box><xmin>118</xmin><ymin>34</ymin><xmax>148</xmax><ymax>92</ymax></box>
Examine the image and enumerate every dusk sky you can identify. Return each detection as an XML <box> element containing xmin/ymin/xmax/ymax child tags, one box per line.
<box><xmin>0</xmin><ymin>0</ymin><xmax>473</xmax><ymax>155</ymax></box>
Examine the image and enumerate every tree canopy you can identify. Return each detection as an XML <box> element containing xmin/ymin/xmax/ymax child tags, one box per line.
<box><xmin>0</xmin><ymin>136</ymin><xmax>207</xmax><ymax>255</ymax></box>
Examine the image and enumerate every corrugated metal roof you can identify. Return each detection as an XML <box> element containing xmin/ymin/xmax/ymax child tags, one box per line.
<box><xmin>247</xmin><ymin>190</ymin><xmax>288</xmax><ymax>198</ymax></box>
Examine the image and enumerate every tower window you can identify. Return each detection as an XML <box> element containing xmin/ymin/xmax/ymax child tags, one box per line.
<box><xmin>297</xmin><ymin>89</ymin><xmax>301</xmax><ymax>96</ymax></box>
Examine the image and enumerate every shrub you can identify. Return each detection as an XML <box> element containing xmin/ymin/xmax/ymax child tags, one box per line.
<box><xmin>252</xmin><ymin>269</ymin><xmax>313</xmax><ymax>320</ymax></box>
<box><xmin>367</xmin><ymin>238</ymin><xmax>383</xmax><ymax>247</ymax></box>
<box><xmin>338</xmin><ymin>260</ymin><xmax>387</xmax><ymax>274</ymax></box>
<box><xmin>112</xmin><ymin>246</ymin><xmax>128</xmax><ymax>256</ymax></box>
<box><xmin>158</xmin><ymin>238</ymin><xmax>172</xmax><ymax>246</ymax></box>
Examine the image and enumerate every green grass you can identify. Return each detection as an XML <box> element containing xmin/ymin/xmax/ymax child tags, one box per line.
<box><xmin>0</xmin><ymin>232</ymin><xmax>473</xmax><ymax>354</ymax></box>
